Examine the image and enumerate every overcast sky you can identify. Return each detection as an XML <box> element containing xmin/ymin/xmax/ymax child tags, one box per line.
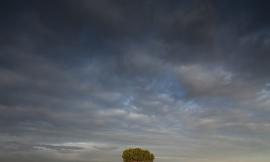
<box><xmin>1</xmin><ymin>0</ymin><xmax>270</xmax><ymax>162</ymax></box>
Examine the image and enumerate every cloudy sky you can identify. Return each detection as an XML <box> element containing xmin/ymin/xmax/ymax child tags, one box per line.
<box><xmin>1</xmin><ymin>0</ymin><xmax>270</xmax><ymax>162</ymax></box>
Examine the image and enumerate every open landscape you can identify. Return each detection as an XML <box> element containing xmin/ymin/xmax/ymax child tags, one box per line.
<box><xmin>1</xmin><ymin>1</ymin><xmax>270</xmax><ymax>162</ymax></box>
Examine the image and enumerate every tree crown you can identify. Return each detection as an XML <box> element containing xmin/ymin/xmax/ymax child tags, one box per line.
<box><xmin>122</xmin><ymin>148</ymin><xmax>154</xmax><ymax>162</ymax></box>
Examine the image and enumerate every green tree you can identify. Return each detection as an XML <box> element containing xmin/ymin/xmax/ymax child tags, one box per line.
<box><xmin>122</xmin><ymin>148</ymin><xmax>155</xmax><ymax>162</ymax></box>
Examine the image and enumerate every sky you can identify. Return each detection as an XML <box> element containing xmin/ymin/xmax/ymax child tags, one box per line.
<box><xmin>1</xmin><ymin>0</ymin><xmax>270</xmax><ymax>162</ymax></box>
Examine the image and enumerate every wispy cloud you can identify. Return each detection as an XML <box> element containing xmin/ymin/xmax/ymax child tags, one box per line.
<box><xmin>1</xmin><ymin>0</ymin><xmax>270</xmax><ymax>162</ymax></box>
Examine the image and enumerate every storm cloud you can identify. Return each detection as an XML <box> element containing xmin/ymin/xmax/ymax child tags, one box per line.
<box><xmin>1</xmin><ymin>0</ymin><xmax>270</xmax><ymax>162</ymax></box>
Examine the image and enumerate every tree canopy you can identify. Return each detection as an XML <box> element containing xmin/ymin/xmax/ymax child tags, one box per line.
<box><xmin>122</xmin><ymin>148</ymin><xmax>154</xmax><ymax>162</ymax></box>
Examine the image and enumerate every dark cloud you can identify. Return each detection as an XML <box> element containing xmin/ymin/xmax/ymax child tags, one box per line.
<box><xmin>1</xmin><ymin>1</ymin><xmax>270</xmax><ymax>162</ymax></box>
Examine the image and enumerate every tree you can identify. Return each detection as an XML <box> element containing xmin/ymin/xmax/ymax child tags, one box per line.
<box><xmin>122</xmin><ymin>148</ymin><xmax>155</xmax><ymax>162</ymax></box>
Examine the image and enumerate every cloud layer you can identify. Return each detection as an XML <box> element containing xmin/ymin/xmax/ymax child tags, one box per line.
<box><xmin>1</xmin><ymin>0</ymin><xmax>270</xmax><ymax>162</ymax></box>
